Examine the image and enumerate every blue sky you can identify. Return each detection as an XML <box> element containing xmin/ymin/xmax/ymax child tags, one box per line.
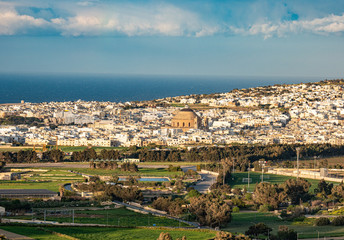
<box><xmin>1</xmin><ymin>0</ymin><xmax>344</xmax><ymax>78</ymax></box>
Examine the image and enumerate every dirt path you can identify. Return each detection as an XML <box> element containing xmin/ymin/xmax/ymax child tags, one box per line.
<box><xmin>0</xmin><ymin>229</ymin><xmax>34</xmax><ymax>240</ymax></box>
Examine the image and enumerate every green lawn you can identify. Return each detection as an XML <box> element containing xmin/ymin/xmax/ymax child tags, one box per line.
<box><xmin>223</xmin><ymin>212</ymin><xmax>344</xmax><ymax>239</ymax></box>
<box><xmin>228</xmin><ymin>172</ymin><xmax>339</xmax><ymax>193</ymax></box>
<box><xmin>0</xmin><ymin>180</ymin><xmax>66</xmax><ymax>192</ymax></box>
<box><xmin>0</xmin><ymin>226</ymin><xmax>67</xmax><ymax>240</ymax></box>
<box><xmin>47</xmin><ymin>226</ymin><xmax>216</xmax><ymax>240</ymax></box>
<box><xmin>16</xmin><ymin>207</ymin><xmax>190</xmax><ymax>228</ymax></box>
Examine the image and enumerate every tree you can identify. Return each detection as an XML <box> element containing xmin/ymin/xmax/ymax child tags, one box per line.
<box><xmin>188</xmin><ymin>193</ymin><xmax>231</xmax><ymax>227</ymax></box>
<box><xmin>277</xmin><ymin>226</ymin><xmax>297</xmax><ymax>240</ymax></box>
<box><xmin>254</xmin><ymin>182</ymin><xmax>284</xmax><ymax>209</ymax></box>
<box><xmin>315</xmin><ymin>180</ymin><xmax>333</xmax><ymax>196</ymax></box>
<box><xmin>283</xmin><ymin>179</ymin><xmax>311</xmax><ymax>205</ymax></box>
<box><xmin>331</xmin><ymin>183</ymin><xmax>344</xmax><ymax>200</ymax></box>
<box><xmin>245</xmin><ymin>223</ymin><xmax>272</xmax><ymax>238</ymax></box>
<box><xmin>315</xmin><ymin>217</ymin><xmax>330</xmax><ymax>226</ymax></box>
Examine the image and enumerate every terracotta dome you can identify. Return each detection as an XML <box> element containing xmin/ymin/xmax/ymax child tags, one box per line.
<box><xmin>173</xmin><ymin>108</ymin><xmax>198</xmax><ymax>120</ymax></box>
<box><xmin>171</xmin><ymin>108</ymin><xmax>201</xmax><ymax>130</ymax></box>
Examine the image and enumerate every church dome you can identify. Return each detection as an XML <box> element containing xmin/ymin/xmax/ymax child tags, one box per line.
<box><xmin>173</xmin><ymin>108</ymin><xmax>198</xmax><ymax>120</ymax></box>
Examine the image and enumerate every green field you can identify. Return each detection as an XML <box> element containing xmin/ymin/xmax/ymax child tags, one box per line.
<box><xmin>15</xmin><ymin>207</ymin><xmax>190</xmax><ymax>228</ymax></box>
<box><xmin>0</xmin><ymin>146</ymin><xmax>37</xmax><ymax>152</ymax></box>
<box><xmin>228</xmin><ymin>172</ymin><xmax>339</xmax><ymax>193</ymax></box>
<box><xmin>0</xmin><ymin>167</ymin><xmax>183</xmax><ymax>192</ymax></box>
<box><xmin>224</xmin><ymin>212</ymin><xmax>344</xmax><ymax>239</ymax></box>
<box><xmin>0</xmin><ymin>225</ymin><xmax>216</xmax><ymax>240</ymax></box>
<box><xmin>0</xmin><ymin>226</ymin><xmax>66</xmax><ymax>240</ymax></box>
<box><xmin>63</xmin><ymin>167</ymin><xmax>184</xmax><ymax>177</ymax></box>
<box><xmin>0</xmin><ymin>169</ymin><xmax>84</xmax><ymax>192</ymax></box>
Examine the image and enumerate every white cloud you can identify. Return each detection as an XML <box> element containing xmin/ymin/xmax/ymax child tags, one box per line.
<box><xmin>1</xmin><ymin>1</ymin><xmax>344</xmax><ymax>39</ymax></box>
<box><xmin>233</xmin><ymin>13</ymin><xmax>344</xmax><ymax>38</ymax></box>
<box><xmin>0</xmin><ymin>7</ymin><xmax>48</xmax><ymax>35</ymax></box>
<box><xmin>51</xmin><ymin>4</ymin><xmax>218</xmax><ymax>37</ymax></box>
<box><xmin>0</xmin><ymin>2</ymin><xmax>218</xmax><ymax>37</ymax></box>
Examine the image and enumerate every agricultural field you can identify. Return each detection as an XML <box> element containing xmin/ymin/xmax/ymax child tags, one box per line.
<box><xmin>60</xmin><ymin>167</ymin><xmax>184</xmax><ymax>178</ymax></box>
<box><xmin>0</xmin><ymin>165</ymin><xmax>185</xmax><ymax>192</ymax></box>
<box><xmin>228</xmin><ymin>171</ymin><xmax>339</xmax><ymax>193</ymax></box>
<box><xmin>0</xmin><ymin>169</ymin><xmax>84</xmax><ymax>192</ymax></box>
<box><xmin>14</xmin><ymin>207</ymin><xmax>190</xmax><ymax>227</ymax></box>
<box><xmin>0</xmin><ymin>225</ymin><xmax>217</xmax><ymax>240</ymax></box>
<box><xmin>224</xmin><ymin>212</ymin><xmax>344</xmax><ymax>239</ymax></box>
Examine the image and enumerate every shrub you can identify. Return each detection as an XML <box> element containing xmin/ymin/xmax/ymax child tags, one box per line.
<box><xmin>244</xmin><ymin>193</ymin><xmax>252</xmax><ymax>201</ymax></box>
<box><xmin>231</xmin><ymin>197</ymin><xmax>245</xmax><ymax>208</ymax></box>
<box><xmin>258</xmin><ymin>204</ymin><xmax>272</xmax><ymax>213</ymax></box>
<box><xmin>232</xmin><ymin>206</ymin><xmax>240</xmax><ymax>213</ymax></box>
<box><xmin>332</xmin><ymin>216</ymin><xmax>344</xmax><ymax>226</ymax></box>
<box><xmin>315</xmin><ymin>217</ymin><xmax>330</xmax><ymax>226</ymax></box>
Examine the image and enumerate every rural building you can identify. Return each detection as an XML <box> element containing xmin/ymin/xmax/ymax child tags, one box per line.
<box><xmin>0</xmin><ymin>172</ymin><xmax>21</xmax><ymax>180</ymax></box>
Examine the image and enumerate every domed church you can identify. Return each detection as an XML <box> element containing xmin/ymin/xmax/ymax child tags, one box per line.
<box><xmin>171</xmin><ymin>108</ymin><xmax>201</xmax><ymax>131</ymax></box>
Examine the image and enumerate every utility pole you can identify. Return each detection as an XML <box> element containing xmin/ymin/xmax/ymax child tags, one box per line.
<box><xmin>296</xmin><ymin>147</ymin><xmax>300</xmax><ymax>179</ymax></box>
<box><xmin>248</xmin><ymin>168</ymin><xmax>250</xmax><ymax>190</ymax></box>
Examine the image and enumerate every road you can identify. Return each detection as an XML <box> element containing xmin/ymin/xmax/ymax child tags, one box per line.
<box><xmin>113</xmin><ymin>200</ymin><xmax>200</xmax><ymax>228</ymax></box>
<box><xmin>181</xmin><ymin>166</ymin><xmax>217</xmax><ymax>193</ymax></box>
<box><xmin>193</xmin><ymin>172</ymin><xmax>217</xmax><ymax>193</ymax></box>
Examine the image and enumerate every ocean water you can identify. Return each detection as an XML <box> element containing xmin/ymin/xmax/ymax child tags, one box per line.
<box><xmin>0</xmin><ymin>73</ymin><xmax>321</xmax><ymax>104</ymax></box>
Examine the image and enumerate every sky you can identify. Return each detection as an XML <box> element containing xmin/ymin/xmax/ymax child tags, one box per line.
<box><xmin>1</xmin><ymin>0</ymin><xmax>344</xmax><ymax>78</ymax></box>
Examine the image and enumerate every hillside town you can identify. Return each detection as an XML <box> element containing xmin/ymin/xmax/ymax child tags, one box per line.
<box><xmin>0</xmin><ymin>80</ymin><xmax>343</xmax><ymax>148</ymax></box>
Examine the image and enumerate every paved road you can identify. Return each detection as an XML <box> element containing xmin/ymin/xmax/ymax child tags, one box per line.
<box><xmin>181</xmin><ymin>166</ymin><xmax>217</xmax><ymax>193</ymax></box>
<box><xmin>113</xmin><ymin>200</ymin><xmax>200</xmax><ymax>228</ymax></box>
<box><xmin>193</xmin><ymin>172</ymin><xmax>217</xmax><ymax>193</ymax></box>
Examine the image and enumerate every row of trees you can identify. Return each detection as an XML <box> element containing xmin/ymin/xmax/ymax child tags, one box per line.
<box><xmin>2</xmin><ymin>143</ymin><xmax>344</xmax><ymax>164</ymax></box>
<box><xmin>0</xmin><ymin>149</ymin><xmax>63</xmax><ymax>163</ymax></box>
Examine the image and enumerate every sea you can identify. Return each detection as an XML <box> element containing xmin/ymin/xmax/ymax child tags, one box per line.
<box><xmin>0</xmin><ymin>73</ymin><xmax>323</xmax><ymax>104</ymax></box>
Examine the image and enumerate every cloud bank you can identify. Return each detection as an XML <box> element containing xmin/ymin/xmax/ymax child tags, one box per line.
<box><xmin>232</xmin><ymin>14</ymin><xmax>344</xmax><ymax>38</ymax></box>
<box><xmin>0</xmin><ymin>1</ymin><xmax>344</xmax><ymax>38</ymax></box>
